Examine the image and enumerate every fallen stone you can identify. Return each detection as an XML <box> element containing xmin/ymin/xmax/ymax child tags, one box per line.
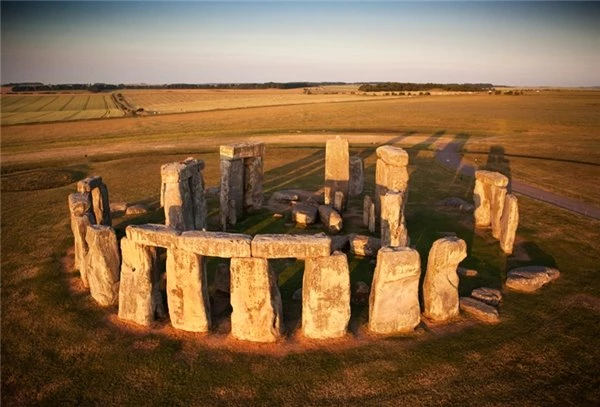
<box><xmin>423</xmin><ymin>237</ymin><xmax>467</xmax><ymax>322</ymax></box>
<box><xmin>349</xmin><ymin>155</ymin><xmax>364</xmax><ymax>196</ymax></box>
<box><xmin>302</xmin><ymin>251</ymin><xmax>351</xmax><ymax>339</ymax></box>
<box><xmin>369</xmin><ymin>247</ymin><xmax>421</xmax><ymax>334</ymax></box>
<box><xmin>471</xmin><ymin>287</ymin><xmax>503</xmax><ymax>306</ymax></box>
<box><xmin>180</xmin><ymin>231</ymin><xmax>252</xmax><ymax>258</ymax></box>
<box><xmin>251</xmin><ymin>234</ymin><xmax>331</xmax><ymax>259</ymax></box>
<box><xmin>460</xmin><ymin>297</ymin><xmax>500</xmax><ymax>323</ymax></box>
<box><xmin>125</xmin><ymin>204</ymin><xmax>148</xmax><ymax>215</ymax></box>
<box><xmin>506</xmin><ymin>266</ymin><xmax>560</xmax><ymax>293</ymax></box>
<box><xmin>318</xmin><ymin>205</ymin><xmax>343</xmax><ymax>233</ymax></box>
<box><xmin>458</xmin><ymin>267</ymin><xmax>479</xmax><ymax>278</ymax></box>
<box><xmin>166</xmin><ymin>249</ymin><xmax>211</xmax><ymax>332</ymax></box>
<box><xmin>230</xmin><ymin>257</ymin><xmax>283</xmax><ymax>343</ymax></box>
<box><xmin>110</xmin><ymin>202</ymin><xmax>129</xmax><ymax>213</ymax></box>
<box><xmin>126</xmin><ymin>224</ymin><xmax>181</xmax><ymax>248</ymax></box>
<box><xmin>330</xmin><ymin>234</ymin><xmax>350</xmax><ymax>252</ymax></box>
<box><xmin>351</xmin><ymin>281</ymin><xmax>370</xmax><ymax>305</ymax></box>
<box><xmin>499</xmin><ymin>194</ymin><xmax>519</xmax><ymax>254</ymax></box>
<box><xmin>292</xmin><ymin>203</ymin><xmax>318</xmax><ymax>225</ymax></box>
<box><xmin>436</xmin><ymin>197</ymin><xmax>474</xmax><ymax>212</ymax></box>
<box><xmin>349</xmin><ymin>234</ymin><xmax>381</xmax><ymax>257</ymax></box>
<box><xmin>85</xmin><ymin>225</ymin><xmax>120</xmax><ymax>306</ymax></box>
<box><xmin>213</xmin><ymin>263</ymin><xmax>231</xmax><ymax>294</ymax></box>
<box><xmin>271</xmin><ymin>191</ymin><xmax>300</xmax><ymax>202</ymax></box>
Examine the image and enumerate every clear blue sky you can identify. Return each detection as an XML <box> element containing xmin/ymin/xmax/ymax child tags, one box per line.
<box><xmin>2</xmin><ymin>1</ymin><xmax>599</xmax><ymax>86</ymax></box>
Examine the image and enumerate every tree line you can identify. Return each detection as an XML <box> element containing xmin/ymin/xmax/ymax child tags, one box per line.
<box><xmin>358</xmin><ymin>82</ymin><xmax>494</xmax><ymax>92</ymax></box>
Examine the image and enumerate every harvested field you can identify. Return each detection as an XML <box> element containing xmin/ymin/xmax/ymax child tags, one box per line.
<box><xmin>1</xmin><ymin>93</ymin><xmax>124</xmax><ymax>125</ymax></box>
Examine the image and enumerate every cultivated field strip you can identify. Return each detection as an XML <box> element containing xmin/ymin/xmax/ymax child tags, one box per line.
<box><xmin>0</xmin><ymin>93</ymin><xmax>125</xmax><ymax>125</ymax></box>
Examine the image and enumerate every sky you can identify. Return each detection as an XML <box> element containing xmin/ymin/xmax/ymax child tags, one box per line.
<box><xmin>1</xmin><ymin>1</ymin><xmax>599</xmax><ymax>86</ymax></box>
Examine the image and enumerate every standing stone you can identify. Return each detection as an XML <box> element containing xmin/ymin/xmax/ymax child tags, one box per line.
<box><xmin>423</xmin><ymin>237</ymin><xmax>467</xmax><ymax>322</ymax></box>
<box><xmin>459</xmin><ymin>297</ymin><xmax>500</xmax><ymax>323</ymax></box>
<box><xmin>220</xmin><ymin>159</ymin><xmax>244</xmax><ymax>229</ymax></box>
<box><xmin>369</xmin><ymin>247</ymin><xmax>421</xmax><ymax>334</ymax></box>
<box><xmin>161</xmin><ymin>159</ymin><xmax>207</xmax><ymax>231</ymax></box>
<box><xmin>302</xmin><ymin>251</ymin><xmax>351</xmax><ymax>339</ymax></box>
<box><xmin>166</xmin><ymin>249</ymin><xmax>211</xmax><ymax>332</ymax></box>
<box><xmin>499</xmin><ymin>194</ymin><xmax>519</xmax><ymax>254</ymax></box>
<box><xmin>324</xmin><ymin>137</ymin><xmax>350</xmax><ymax>210</ymax></box>
<box><xmin>473</xmin><ymin>170</ymin><xmax>508</xmax><ymax>232</ymax></box>
<box><xmin>318</xmin><ymin>205</ymin><xmax>343</xmax><ymax>233</ymax></box>
<box><xmin>85</xmin><ymin>225</ymin><xmax>120</xmax><ymax>306</ymax></box>
<box><xmin>244</xmin><ymin>156</ymin><xmax>264</xmax><ymax>211</ymax></box>
<box><xmin>77</xmin><ymin>176</ymin><xmax>111</xmax><ymax>226</ymax></box>
<box><xmin>349</xmin><ymin>155</ymin><xmax>364</xmax><ymax>196</ymax></box>
<box><xmin>333</xmin><ymin>190</ymin><xmax>345</xmax><ymax>213</ymax></box>
<box><xmin>363</xmin><ymin>195</ymin><xmax>372</xmax><ymax>227</ymax></box>
<box><xmin>118</xmin><ymin>238</ymin><xmax>157</xmax><ymax>326</ymax></box>
<box><xmin>230</xmin><ymin>257</ymin><xmax>283</xmax><ymax>343</ymax></box>
<box><xmin>380</xmin><ymin>190</ymin><xmax>408</xmax><ymax>247</ymax></box>
<box><xmin>375</xmin><ymin>146</ymin><xmax>409</xmax><ymax>217</ymax></box>
<box><xmin>213</xmin><ymin>263</ymin><xmax>231</xmax><ymax>294</ymax></box>
<box><xmin>68</xmin><ymin>192</ymin><xmax>94</xmax><ymax>286</ymax></box>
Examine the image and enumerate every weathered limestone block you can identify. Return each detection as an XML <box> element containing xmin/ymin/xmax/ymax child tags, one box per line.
<box><xmin>166</xmin><ymin>249</ymin><xmax>211</xmax><ymax>332</ymax></box>
<box><xmin>473</xmin><ymin>170</ymin><xmax>508</xmax><ymax>230</ymax></box>
<box><xmin>499</xmin><ymin>194</ymin><xmax>519</xmax><ymax>254</ymax></box>
<box><xmin>458</xmin><ymin>267</ymin><xmax>479</xmax><ymax>278</ymax></box>
<box><xmin>459</xmin><ymin>297</ymin><xmax>500</xmax><ymax>323</ymax></box>
<box><xmin>213</xmin><ymin>263</ymin><xmax>231</xmax><ymax>294</ymax></box>
<box><xmin>292</xmin><ymin>203</ymin><xmax>318</xmax><ymax>225</ymax></box>
<box><xmin>220</xmin><ymin>142</ymin><xmax>265</xmax><ymax>160</ymax></box>
<box><xmin>125</xmin><ymin>204</ymin><xmax>148</xmax><ymax>215</ymax></box>
<box><xmin>118</xmin><ymin>238</ymin><xmax>156</xmax><ymax>326</ymax></box>
<box><xmin>333</xmin><ymin>191</ymin><xmax>345</xmax><ymax>213</ymax></box>
<box><xmin>230</xmin><ymin>257</ymin><xmax>283</xmax><ymax>342</ymax></box>
<box><xmin>505</xmin><ymin>266</ymin><xmax>560</xmax><ymax>293</ymax></box>
<box><xmin>349</xmin><ymin>234</ymin><xmax>381</xmax><ymax>257</ymax></box>
<box><xmin>369</xmin><ymin>247</ymin><xmax>421</xmax><ymax>334</ymax></box>
<box><xmin>318</xmin><ymin>205</ymin><xmax>343</xmax><ymax>233</ymax></box>
<box><xmin>69</xmin><ymin>192</ymin><xmax>93</xmax><ymax>218</ymax></box>
<box><xmin>244</xmin><ymin>156</ymin><xmax>264</xmax><ymax>211</ymax></box>
<box><xmin>302</xmin><ymin>251</ymin><xmax>351</xmax><ymax>339</ymax></box>
<box><xmin>251</xmin><ymin>234</ymin><xmax>331</xmax><ymax>259</ymax></box>
<box><xmin>423</xmin><ymin>237</ymin><xmax>467</xmax><ymax>322</ymax></box>
<box><xmin>220</xmin><ymin>158</ymin><xmax>244</xmax><ymax>229</ymax></box>
<box><xmin>471</xmin><ymin>287</ymin><xmax>503</xmax><ymax>306</ymax></box>
<box><xmin>349</xmin><ymin>155</ymin><xmax>364</xmax><ymax>196</ymax></box>
<box><xmin>85</xmin><ymin>225</ymin><xmax>120</xmax><ymax>306</ymax></box>
<box><xmin>126</xmin><ymin>224</ymin><xmax>181</xmax><ymax>248</ymax></box>
<box><xmin>70</xmin><ymin>213</ymin><xmax>93</xmax><ymax>286</ymax></box>
<box><xmin>78</xmin><ymin>176</ymin><xmax>111</xmax><ymax>226</ymax></box>
<box><xmin>179</xmin><ymin>231</ymin><xmax>252</xmax><ymax>258</ymax></box>
<box><xmin>324</xmin><ymin>137</ymin><xmax>350</xmax><ymax>209</ymax></box>
<box><xmin>375</xmin><ymin>146</ymin><xmax>409</xmax><ymax>216</ymax></box>
<box><xmin>161</xmin><ymin>159</ymin><xmax>207</xmax><ymax>231</ymax></box>
<box><xmin>380</xmin><ymin>190</ymin><xmax>408</xmax><ymax>247</ymax></box>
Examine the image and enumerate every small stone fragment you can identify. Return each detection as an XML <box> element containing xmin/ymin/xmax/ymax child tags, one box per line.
<box><xmin>459</xmin><ymin>297</ymin><xmax>500</xmax><ymax>323</ymax></box>
<box><xmin>471</xmin><ymin>287</ymin><xmax>503</xmax><ymax>306</ymax></box>
<box><xmin>457</xmin><ymin>267</ymin><xmax>479</xmax><ymax>278</ymax></box>
<box><xmin>318</xmin><ymin>205</ymin><xmax>343</xmax><ymax>233</ymax></box>
<box><xmin>272</xmin><ymin>191</ymin><xmax>300</xmax><ymax>202</ymax></box>
<box><xmin>506</xmin><ymin>266</ymin><xmax>560</xmax><ymax>293</ymax></box>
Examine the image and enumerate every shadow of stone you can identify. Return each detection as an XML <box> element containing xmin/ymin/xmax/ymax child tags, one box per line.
<box><xmin>483</xmin><ymin>145</ymin><xmax>512</xmax><ymax>192</ymax></box>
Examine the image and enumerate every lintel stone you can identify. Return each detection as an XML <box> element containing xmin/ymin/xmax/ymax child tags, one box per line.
<box><xmin>220</xmin><ymin>142</ymin><xmax>265</xmax><ymax>160</ymax></box>
<box><xmin>179</xmin><ymin>231</ymin><xmax>252</xmax><ymax>258</ymax></box>
<box><xmin>126</xmin><ymin>224</ymin><xmax>181</xmax><ymax>248</ymax></box>
<box><xmin>251</xmin><ymin>234</ymin><xmax>331</xmax><ymax>259</ymax></box>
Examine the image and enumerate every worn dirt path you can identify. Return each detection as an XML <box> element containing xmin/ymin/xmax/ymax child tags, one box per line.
<box><xmin>436</xmin><ymin>140</ymin><xmax>600</xmax><ymax>220</ymax></box>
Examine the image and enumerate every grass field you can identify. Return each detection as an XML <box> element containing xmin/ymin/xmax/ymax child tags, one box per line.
<box><xmin>1</xmin><ymin>89</ymin><xmax>599</xmax><ymax>405</ymax></box>
<box><xmin>0</xmin><ymin>93</ymin><xmax>124</xmax><ymax>125</ymax></box>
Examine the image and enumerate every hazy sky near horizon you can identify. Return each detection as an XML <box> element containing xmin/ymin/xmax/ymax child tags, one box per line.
<box><xmin>2</xmin><ymin>1</ymin><xmax>599</xmax><ymax>86</ymax></box>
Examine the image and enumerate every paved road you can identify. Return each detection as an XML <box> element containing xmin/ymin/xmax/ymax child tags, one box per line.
<box><xmin>436</xmin><ymin>141</ymin><xmax>600</xmax><ymax>220</ymax></box>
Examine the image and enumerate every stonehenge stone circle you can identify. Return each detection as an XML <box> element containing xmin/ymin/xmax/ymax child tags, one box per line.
<box><xmin>423</xmin><ymin>237</ymin><xmax>467</xmax><ymax>322</ymax></box>
<box><xmin>230</xmin><ymin>257</ymin><xmax>283</xmax><ymax>343</ymax></box>
<box><xmin>369</xmin><ymin>247</ymin><xmax>421</xmax><ymax>334</ymax></box>
<box><xmin>324</xmin><ymin>137</ymin><xmax>350</xmax><ymax>211</ymax></box>
<box><xmin>161</xmin><ymin>157</ymin><xmax>207</xmax><ymax>231</ymax></box>
<box><xmin>302</xmin><ymin>251</ymin><xmax>351</xmax><ymax>339</ymax></box>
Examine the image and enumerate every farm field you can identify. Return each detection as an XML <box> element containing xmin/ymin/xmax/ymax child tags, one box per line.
<box><xmin>0</xmin><ymin>93</ymin><xmax>124</xmax><ymax>125</ymax></box>
<box><xmin>119</xmin><ymin>87</ymin><xmax>391</xmax><ymax>114</ymax></box>
<box><xmin>1</xmin><ymin>89</ymin><xmax>600</xmax><ymax>405</ymax></box>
